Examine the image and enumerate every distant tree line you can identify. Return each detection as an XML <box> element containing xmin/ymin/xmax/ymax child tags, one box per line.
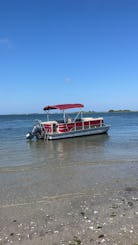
<box><xmin>108</xmin><ymin>109</ymin><xmax>131</xmax><ymax>113</ymax></box>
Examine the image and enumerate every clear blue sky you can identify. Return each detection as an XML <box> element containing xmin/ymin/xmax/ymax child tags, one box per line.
<box><xmin>0</xmin><ymin>0</ymin><xmax>138</xmax><ymax>114</ymax></box>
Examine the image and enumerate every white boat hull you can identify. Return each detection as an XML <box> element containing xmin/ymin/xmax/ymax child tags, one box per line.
<box><xmin>47</xmin><ymin>125</ymin><xmax>110</xmax><ymax>140</ymax></box>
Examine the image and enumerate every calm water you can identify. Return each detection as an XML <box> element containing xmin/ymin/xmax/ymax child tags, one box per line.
<box><xmin>0</xmin><ymin>112</ymin><xmax>138</xmax><ymax>168</ymax></box>
<box><xmin>0</xmin><ymin>112</ymin><xmax>138</xmax><ymax>206</ymax></box>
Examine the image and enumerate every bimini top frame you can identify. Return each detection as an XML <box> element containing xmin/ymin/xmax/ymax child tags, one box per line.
<box><xmin>43</xmin><ymin>103</ymin><xmax>84</xmax><ymax>123</ymax></box>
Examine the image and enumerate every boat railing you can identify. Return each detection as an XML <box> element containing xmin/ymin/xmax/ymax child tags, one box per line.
<box><xmin>66</xmin><ymin>120</ymin><xmax>103</xmax><ymax>133</ymax></box>
<box><xmin>41</xmin><ymin>118</ymin><xmax>104</xmax><ymax>135</ymax></box>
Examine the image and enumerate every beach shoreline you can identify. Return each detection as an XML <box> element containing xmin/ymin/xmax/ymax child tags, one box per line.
<box><xmin>0</xmin><ymin>161</ymin><xmax>138</xmax><ymax>245</ymax></box>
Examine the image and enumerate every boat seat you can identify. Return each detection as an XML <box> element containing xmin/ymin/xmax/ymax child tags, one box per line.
<box><xmin>81</xmin><ymin>117</ymin><xmax>94</xmax><ymax>121</ymax></box>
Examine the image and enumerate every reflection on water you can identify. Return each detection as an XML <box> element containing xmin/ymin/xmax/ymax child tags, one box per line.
<box><xmin>26</xmin><ymin>134</ymin><xmax>110</xmax><ymax>168</ymax></box>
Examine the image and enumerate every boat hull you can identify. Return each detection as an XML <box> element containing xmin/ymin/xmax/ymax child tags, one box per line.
<box><xmin>47</xmin><ymin>125</ymin><xmax>110</xmax><ymax>140</ymax></box>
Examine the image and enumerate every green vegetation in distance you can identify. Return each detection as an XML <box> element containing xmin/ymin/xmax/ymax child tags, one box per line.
<box><xmin>108</xmin><ymin>109</ymin><xmax>131</xmax><ymax>113</ymax></box>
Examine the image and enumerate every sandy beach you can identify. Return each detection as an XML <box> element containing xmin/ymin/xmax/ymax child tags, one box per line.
<box><xmin>0</xmin><ymin>161</ymin><xmax>138</xmax><ymax>245</ymax></box>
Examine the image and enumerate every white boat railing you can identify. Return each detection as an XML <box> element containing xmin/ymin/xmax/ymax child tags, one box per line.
<box><xmin>66</xmin><ymin>121</ymin><xmax>103</xmax><ymax>133</ymax></box>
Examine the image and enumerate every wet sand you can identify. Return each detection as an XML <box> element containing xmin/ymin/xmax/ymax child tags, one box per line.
<box><xmin>0</xmin><ymin>161</ymin><xmax>138</xmax><ymax>245</ymax></box>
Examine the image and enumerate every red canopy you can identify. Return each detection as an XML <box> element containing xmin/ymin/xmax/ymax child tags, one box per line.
<box><xmin>43</xmin><ymin>103</ymin><xmax>84</xmax><ymax>111</ymax></box>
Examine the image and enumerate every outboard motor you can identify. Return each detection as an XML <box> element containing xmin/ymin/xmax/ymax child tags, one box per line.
<box><xmin>26</xmin><ymin>122</ymin><xmax>42</xmax><ymax>140</ymax></box>
<box><xmin>26</xmin><ymin>131</ymin><xmax>34</xmax><ymax>140</ymax></box>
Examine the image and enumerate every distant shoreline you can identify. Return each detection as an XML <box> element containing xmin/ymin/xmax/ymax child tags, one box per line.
<box><xmin>0</xmin><ymin>110</ymin><xmax>138</xmax><ymax>116</ymax></box>
<box><xmin>107</xmin><ymin>109</ymin><xmax>136</xmax><ymax>113</ymax></box>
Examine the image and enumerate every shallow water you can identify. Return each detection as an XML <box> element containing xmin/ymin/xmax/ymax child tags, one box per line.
<box><xmin>0</xmin><ymin>112</ymin><xmax>138</xmax><ymax>205</ymax></box>
<box><xmin>0</xmin><ymin>112</ymin><xmax>138</xmax><ymax>168</ymax></box>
